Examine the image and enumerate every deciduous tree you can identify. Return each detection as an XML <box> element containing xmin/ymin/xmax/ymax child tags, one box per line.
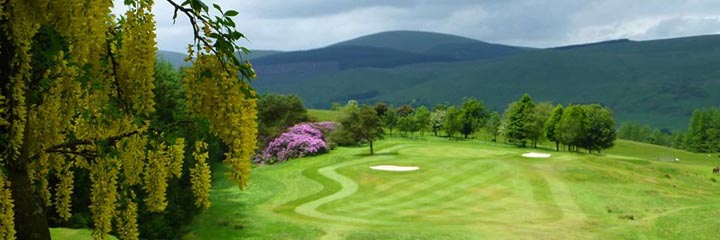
<box><xmin>383</xmin><ymin>105</ymin><xmax>397</xmax><ymax>136</ymax></box>
<box><xmin>0</xmin><ymin>1</ymin><xmax>256</xmax><ymax>239</ymax></box>
<box><xmin>459</xmin><ymin>97</ymin><xmax>487</xmax><ymax>139</ymax></box>
<box><xmin>444</xmin><ymin>106</ymin><xmax>462</xmax><ymax>138</ymax></box>
<box><xmin>339</xmin><ymin>106</ymin><xmax>384</xmax><ymax>154</ymax></box>
<box><xmin>505</xmin><ymin>94</ymin><xmax>535</xmax><ymax>147</ymax></box>
<box><xmin>415</xmin><ymin>105</ymin><xmax>431</xmax><ymax>136</ymax></box>
<box><xmin>545</xmin><ymin>105</ymin><xmax>563</xmax><ymax>151</ymax></box>
<box><xmin>430</xmin><ymin>108</ymin><xmax>446</xmax><ymax>137</ymax></box>
<box><xmin>485</xmin><ymin>111</ymin><xmax>501</xmax><ymax>142</ymax></box>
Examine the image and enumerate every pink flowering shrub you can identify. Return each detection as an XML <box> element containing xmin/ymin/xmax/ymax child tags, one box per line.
<box><xmin>307</xmin><ymin>121</ymin><xmax>336</xmax><ymax>134</ymax></box>
<box><xmin>255</xmin><ymin>122</ymin><xmax>336</xmax><ymax>164</ymax></box>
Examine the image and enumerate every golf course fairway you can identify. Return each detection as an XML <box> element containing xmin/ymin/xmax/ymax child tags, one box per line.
<box><xmin>182</xmin><ymin>138</ymin><xmax>720</xmax><ymax>239</ymax></box>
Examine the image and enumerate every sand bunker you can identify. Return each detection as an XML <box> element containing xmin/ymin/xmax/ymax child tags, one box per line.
<box><xmin>370</xmin><ymin>165</ymin><xmax>420</xmax><ymax>171</ymax></box>
<box><xmin>522</xmin><ymin>152</ymin><xmax>551</xmax><ymax>158</ymax></box>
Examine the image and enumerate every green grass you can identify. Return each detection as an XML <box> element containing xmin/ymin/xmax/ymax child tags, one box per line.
<box><xmin>50</xmin><ymin>228</ymin><xmax>117</xmax><ymax>240</ymax></box>
<box><xmin>183</xmin><ymin>137</ymin><xmax>720</xmax><ymax>239</ymax></box>
<box><xmin>308</xmin><ymin>109</ymin><xmax>345</xmax><ymax>122</ymax></box>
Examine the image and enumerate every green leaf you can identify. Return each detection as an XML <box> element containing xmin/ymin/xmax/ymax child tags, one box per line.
<box><xmin>240</xmin><ymin>47</ymin><xmax>251</xmax><ymax>55</ymax></box>
<box><xmin>230</xmin><ymin>31</ymin><xmax>242</xmax><ymax>41</ymax></box>
<box><xmin>213</xmin><ymin>3</ymin><xmax>222</xmax><ymax>13</ymax></box>
<box><xmin>225</xmin><ymin>10</ymin><xmax>239</xmax><ymax>17</ymax></box>
<box><xmin>189</xmin><ymin>0</ymin><xmax>202</xmax><ymax>12</ymax></box>
<box><xmin>208</xmin><ymin>33</ymin><xmax>221</xmax><ymax>39</ymax></box>
<box><xmin>225</xmin><ymin>17</ymin><xmax>236</xmax><ymax>27</ymax></box>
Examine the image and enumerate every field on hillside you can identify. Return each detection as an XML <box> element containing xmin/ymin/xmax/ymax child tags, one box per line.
<box><xmin>307</xmin><ymin>109</ymin><xmax>346</xmax><ymax>122</ymax></box>
<box><xmin>183</xmin><ymin>138</ymin><xmax>720</xmax><ymax>240</ymax></box>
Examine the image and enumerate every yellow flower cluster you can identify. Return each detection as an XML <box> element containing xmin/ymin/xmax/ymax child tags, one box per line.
<box><xmin>54</xmin><ymin>164</ymin><xmax>75</xmax><ymax>221</ymax></box>
<box><xmin>90</xmin><ymin>158</ymin><xmax>120</xmax><ymax>240</ymax></box>
<box><xmin>6</xmin><ymin>0</ymin><xmax>37</xmax><ymax>163</ymax></box>
<box><xmin>116</xmin><ymin>0</ymin><xmax>157</xmax><ymax>116</ymax></box>
<box><xmin>0</xmin><ymin>171</ymin><xmax>15</xmax><ymax>240</ymax></box>
<box><xmin>117</xmin><ymin>135</ymin><xmax>148</xmax><ymax>186</ymax></box>
<box><xmin>0</xmin><ymin>95</ymin><xmax>7</xmax><ymax>126</ymax></box>
<box><xmin>115</xmin><ymin>191</ymin><xmax>139</xmax><ymax>240</ymax></box>
<box><xmin>1</xmin><ymin>0</ymin><xmax>257</xmax><ymax>239</ymax></box>
<box><xmin>190</xmin><ymin>141</ymin><xmax>211</xmax><ymax>209</ymax></box>
<box><xmin>141</xmin><ymin>137</ymin><xmax>185</xmax><ymax>212</ymax></box>
<box><xmin>183</xmin><ymin>52</ymin><xmax>258</xmax><ymax>189</ymax></box>
<box><xmin>170</xmin><ymin>138</ymin><xmax>185</xmax><ymax>178</ymax></box>
<box><xmin>143</xmin><ymin>142</ymin><xmax>171</xmax><ymax>212</ymax></box>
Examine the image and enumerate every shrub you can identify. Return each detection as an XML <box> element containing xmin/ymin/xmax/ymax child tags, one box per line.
<box><xmin>255</xmin><ymin>122</ymin><xmax>336</xmax><ymax>164</ymax></box>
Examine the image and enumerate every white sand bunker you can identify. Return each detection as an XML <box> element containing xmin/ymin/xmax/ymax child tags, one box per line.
<box><xmin>522</xmin><ymin>152</ymin><xmax>551</xmax><ymax>158</ymax></box>
<box><xmin>370</xmin><ymin>165</ymin><xmax>420</xmax><ymax>171</ymax></box>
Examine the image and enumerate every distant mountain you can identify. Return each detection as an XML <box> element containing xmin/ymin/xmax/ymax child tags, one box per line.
<box><xmin>333</xmin><ymin>30</ymin><xmax>527</xmax><ymax>60</ymax></box>
<box><xmin>252</xmin><ymin>45</ymin><xmax>456</xmax><ymax>70</ymax></box>
<box><xmin>551</xmin><ymin>39</ymin><xmax>632</xmax><ymax>50</ymax></box>
<box><xmin>249</xmin><ymin>33</ymin><xmax>720</xmax><ymax>130</ymax></box>
<box><xmin>334</xmin><ymin>30</ymin><xmax>483</xmax><ymax>53</ymax></box>
<box><xmin>157</xmin><ymin>49</ymin><xmax>282</xmax><ymax>68</ymax></box>
<box><xmin>246</xmin><ymin>50</ymin><xmax>283</xmax><ymax>59</ymax></box>
<box><xmin>157</xmin><ymin>50</ymin><xmax>189</xmax><ymax>68</ymax></box>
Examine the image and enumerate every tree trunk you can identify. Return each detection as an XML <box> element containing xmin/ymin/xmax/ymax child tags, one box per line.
<box><xmin>555</xmin><ymin>141</ymin><xmax>559</xmax><ymax>151</ymax></box>
<box><xmin>8</xmin><ymin>164</ymin><xmax>51</xmax><ymax>240</ymax></box>
<box><xmin>369</xmin><ymin>140</ymin><xmax>374</xmax><ymax>155</ymax></box>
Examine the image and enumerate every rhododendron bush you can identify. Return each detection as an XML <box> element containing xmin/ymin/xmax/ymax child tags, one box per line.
<box><xmin>256</xmin><ymin>122</ymin><xmax>336</xmax><ymax>164</ymax></box>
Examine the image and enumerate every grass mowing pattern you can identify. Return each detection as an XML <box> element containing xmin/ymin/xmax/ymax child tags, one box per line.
<box><xmin>184</xmin><ymin>138</ymin><xmax>720</xmax><ymax>239</ymax></box>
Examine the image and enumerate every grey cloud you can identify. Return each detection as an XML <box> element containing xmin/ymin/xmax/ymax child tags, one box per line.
<box><xmin>121</xmin><ymin>0</ymin><xmax>720</xmax><ymax>52</ymax></box>
<box><xmin>644</xmin><ymin>17</ymin><xmax>720</xmax><ymax>39</ymax></box>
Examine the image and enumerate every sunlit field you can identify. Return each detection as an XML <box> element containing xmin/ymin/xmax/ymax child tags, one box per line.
<box><xmin>181</xmin><ymin>138</ymin><xmax>720</xmax><ymax>239</ymax></box>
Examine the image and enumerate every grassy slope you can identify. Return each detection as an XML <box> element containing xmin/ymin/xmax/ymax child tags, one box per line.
<box><xmin>183</xmin><ymin>138</ymin><xmax>720</xmax><ymax>239</ymax></box>
<box><xmin>307</xmin><ymin>109</ymin><xmax>345</xmax><ymax>122</ymax></box>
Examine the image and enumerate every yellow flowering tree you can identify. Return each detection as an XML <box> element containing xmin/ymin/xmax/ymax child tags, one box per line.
<box><xmin>0</xmin><ymin>0</ymin><xmax>257</xmax><ymax>239</ymax></box>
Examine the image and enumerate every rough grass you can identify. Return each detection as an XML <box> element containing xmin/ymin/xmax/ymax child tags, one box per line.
<box><xmin>182</xmin><ymin>137</ymin><xmax>720</xmax><ymax>239</ymax></box>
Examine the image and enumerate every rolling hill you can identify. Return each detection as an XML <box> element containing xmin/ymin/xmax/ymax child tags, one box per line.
<box><xmin>333</xmin><ymin>30</ymin><xmax>527</xmax><ymax>60</ymax></box>
<box><xmin>157</xmin><ymin>49</ymin><xmax>282</xmax><ymax>68</ymax></box>
<box><xmin>247</xmin><ymin>32</ymin><xmax>720</xmax><ymax>130</ymax></box>
<box><xmin>158</xmin><ymin>31</ymin><xmax>720</xmax><ymax>130</ymax></box>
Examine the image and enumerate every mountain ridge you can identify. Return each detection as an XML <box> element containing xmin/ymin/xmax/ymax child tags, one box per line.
<box><xmin>158</xmin><ymin>31</ymin><xmax>720</xmax><ymax>130</ymax></box>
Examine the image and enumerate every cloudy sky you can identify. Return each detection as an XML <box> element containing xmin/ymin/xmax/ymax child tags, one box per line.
<box><xmin>118</xmin><ymin>0</ymin><xmax>720</xmax><ymax>52</ymax></box>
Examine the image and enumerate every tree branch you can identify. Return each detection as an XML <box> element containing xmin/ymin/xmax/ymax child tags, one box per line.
<box><xmin>105</xmin><ymin>26</ymin><xmax>130</xmax><ymax>113</ymax></box>
<box><xmin>45</xmin><ymin>149</ymin><xmax>98</xmax><ymax>160</ymax></box>
<box><xmin>164</xmin><ymin>0</ymin><xmax>223</xmax><ymax>63</ymax></box>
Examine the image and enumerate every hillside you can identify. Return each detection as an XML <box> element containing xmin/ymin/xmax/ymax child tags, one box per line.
<box><xmin>251</xmin><ymin>45</ymin><xmax>456</xmax><ymax>70</ymax></box>
<box><xmin>333</xmin><ymin>30</ymin><xmax>527</xmax><ymax>60</ymax></box>
<box><xmin>157</xmin><ymin>49</ymin><xmax>282</xmax><ymax>68</ymax></box>
<box><xmin>249</xmin><ymin>33</ymin><xmax>720</xmax><ymax>130</ymax></box>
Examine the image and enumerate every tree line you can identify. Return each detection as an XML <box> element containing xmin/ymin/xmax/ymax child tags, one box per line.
<box><xmin>618</xmin><ymin>108</ymin><xmax>720</xmax><ymax>153</ymax></box>
<box><xmin>336</xmin><ymin>94</ymin><xmax>617</xmax><ymax>154</ymax></box>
